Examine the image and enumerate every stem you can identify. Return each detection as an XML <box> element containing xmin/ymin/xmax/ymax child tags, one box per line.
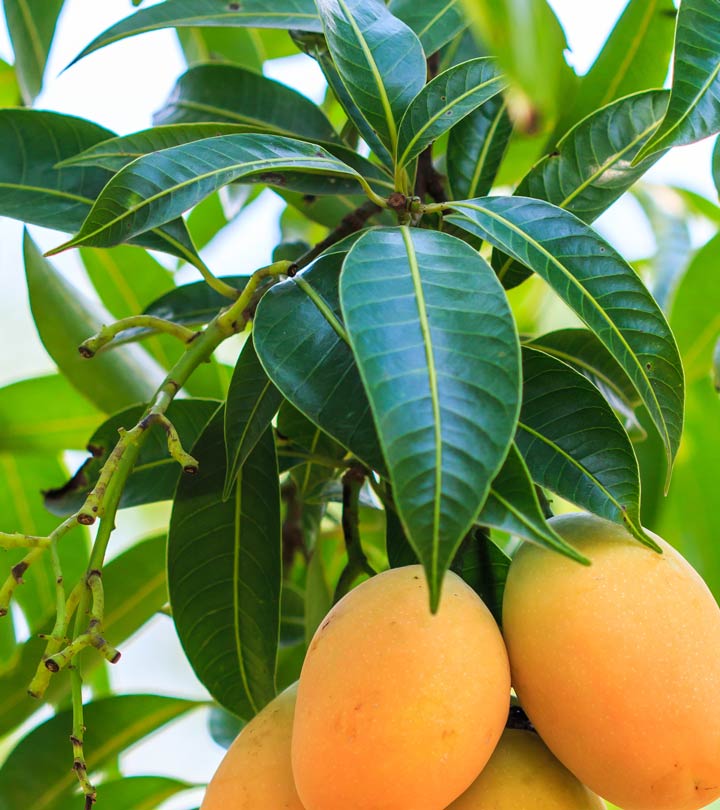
<box><xmin>334</xmin><ymin>466</ymin><xmax>375</xmax><ymax>602</ymax></box>
<box><xmin>186</xmin><ymin>253</ymin><xmax>242</xmax><ymax>300</ymax></box>
<box><xmin>71</xmin><ymin>663</ymin><xmax>96</xmax><ymax>807</ymax></box>
<box><xmin>79</xmin><ymin>316</ymin><xmax>196</xmax><ymax>358</ymax></box>
<box><xmin>0</xmin><ymin>532</ymin><xmax>51</xmax><ymax>550</ymax></box>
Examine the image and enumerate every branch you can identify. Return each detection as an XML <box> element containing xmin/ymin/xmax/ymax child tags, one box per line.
<box><xmin>78</xmin><ymin>316</ymin><xmax>196</xmax><ymax>358</ymax></box>
<box><xmin>334</xmin><ymin>466</ymin><xmax>375</xmax><ymax>602</ymax></box>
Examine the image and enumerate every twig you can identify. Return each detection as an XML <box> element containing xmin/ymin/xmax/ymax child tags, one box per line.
<box><xmin>78</xmin><ymin>316</ymin><xmax>196</xmax><ymax>358</ymax></box>
<box><xmin>334</xmin><ymin>466</ymin><xmax>376</xmax><ymax>602</ymax></box>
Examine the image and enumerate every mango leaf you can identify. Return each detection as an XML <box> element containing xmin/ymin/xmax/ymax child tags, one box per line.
<box><xmin>315</xmin><ymin>0</ymin><xmax>426</xmax><ymax>155</ymax></box>
<box><xmin>43</xmin><ymin>399</ymin><xmax>220</xmax><ymax>516</ymax></box>
<box><xmin>518</xmin><ymin>347</ymin><xmax>652</xmax><ymax>546</ymax></box>
<box><xmin>340</xmin><ymin>227</ymin><xmax>521</xmax><ymax>607</ymax></box>
<box><xmin>493</xmin><ymin>90</ymin><xmax>670</xmax><ymax>287</ymax></box>
<box><xmin>478</xmin><ymin>444</ymin><xmax>586</xmax><ymax>560</ymax></box>
<box><xmin>0</xmin><ymin>375</ymin><xmax>101</xmax><ymax>453</ymax></box>
<box><xmin>449</xmin><ymin>196</ymin><xmax>684</xmax><ymax>474</ymax></box>
<box><xmin>0</xmin><ymin>58</ymin><xmax>21</xmax><ymax>106</ymax></box>
<box><xmin>636</xmin><ymin>0</ymin><xmax>720</xmax><ymax>160</ymax></box>
<box><xmin>88</xmin><ymin>777</ymin><xmax>194</xmax><ymax>810</ymax></box>
<box><xmin>458</xmin><ymin>528</ymin><xmax>510</xmax><ymax>626</ymax></box>
<box><xmin>3</xmin><ymin>0</ymin><xmax>64</xmax><ymax>104</ymax></box>
<box><xmin>153</xmin><ymin>64</ymin><xmax>340</xmax><ymax>146</ymax></box>
<box><xmin>70</xmin><ymin>0</ymin><xmax>322</xmax><ymax>65</ymax></box>
<box><xmin>447</xmin><ymin>95</ymin><xmax>512</xmax><ymax>199</ymax></box>
<box><xmin>385</xmin><ymin>506</ymin><xmax>418</xmax><ymax>568</ymax></box>
<box><xmin>557</xmin><ymin>0</ymin><xmax>676</xmax><ymax>136</ymax></box>
<box><xmin>254</xmin><ymin>253</ymin><xmax>384</xmax><ymax>471</ymax></box>
<box><xmin>396</xmin><ymin>57</ymin><xmax>506</xmax><ymax>167</ymax></box>
<box><xmin>48</xmin><ymin>135</ymin><xmax>363</xmax><ymax>253</ymax></box>
<box><xmin>143</xmin><ymin>276</ymin><xmax>249</xmax><ymax>329</ymax></box>
<box><xmin>224</xmin><ymin>336</ymin><xmax>282</xmax><ymax>498</ymax></box>
<box><xmin>168</xmin><ymin>410</ymin><xmax>281</xmax><ymax>717</ymax></box>
<box><xmin>24</xmin><ymin>233</ymin><xmax>164</xmax><ymax>414</ymax></box>
<box><xmin>388</xmin><ymin>0</ymin><xmax>467</xmax><ymax>55</ymax></box>
<box><xmin>0</xmin><ymin>635</ymin><xmax>48</xmax><ymax>734</ymax></box>
<box><xmin>0</xmin><ymin>695</ymin><xmax>198</xmax><ymax>810</ymax></box>
<box><xmin>208</xmin><ymin>706</ymin><xmax>246</xmax><ymax>748</ymax></box>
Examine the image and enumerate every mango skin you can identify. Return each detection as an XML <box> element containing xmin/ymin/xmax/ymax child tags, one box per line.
<box><xmin>503</xmin><ymin>512</ymin><xmax>720</xmax><ymax>810</ymax></box>
<box><xmin>448</xmin><ymin>728</ymin><xmax>605</xmax><ymax>809</ymax></box>
<box><xmin>291</xmin><ymin>565</ymin><xmax>510</xmax><ymax>810</ymax></box>
<box><xmin>200</xmin><ymin>684</ymin><xmax>304</xmax><ymax>810</ymax></box>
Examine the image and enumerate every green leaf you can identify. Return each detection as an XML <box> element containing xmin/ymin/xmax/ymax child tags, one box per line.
<box><xmin>154</xmin><ymin>64</ymin><xmax>340</xmax><ymax>146</ymax></box>
<box><xmin>0</xmin><ymin>695</ymin><xmax>198</xmax><ymax>810</ymax></box>
<box><xmin>43</xmin><ymin>399</ymin><xmax>220</xmax><ymax>516</ymax></box>
<box><xmin>388</xmin><ymin>0</ymin><xmax>467</xmax><ymax>55</ymax></box>
<box><xmin>254</xmin><ymin>252</ymin><xmax>384</xmax><ymax>470</ymax></box>
<box><xmin>143</xmin><ymin>276</ymin><xmax>250</xmax><ymax>328</ymax></box>
<box><xmin>24</xmin><ymin>233</ymin><xmax>164</xmax><ymax>414</ymax></box>
<box><xmin>0</xmin><ymin>454</ymin><xmax>89</xmax><ymax>631</ymax></box>
<box><xmin>635</xmin><ymin>0</ymin><xmax>720</xmax><ymax>161</ymax></box>
<box><xmin>224</xmin><ymin>336</ymin><xmax>282</xmax><ymax>498</ymax></box>
<box><xmin>396</xmin><ymin>57</ymin><xmax>506</xmax><ymax>167</ymax></box>
<box><xmin>449</xmin><ymin>196</ymin><xmax>684</xmax><ymax>474</ymax></box>
<box><xmin>457</xmin><ymin>528</ymin><xmax>510</xmax><ymax>626</ymax></box>
<box><xmin>385</xmin><ymin>505</ymin><xmax>418</xmax><ymax>568</ymax></box>
<box><xmin>0</xmin><ymin>375</ymin><xmax>101</xmax><ymax>453</ymax></box>
<box><xmin>478</xmin><ymin>444</ymin><xmax>587</xmax><ymax>560</ymax></box>
<box><xmin>493</xmin><ymin>90</ymin><xmax>670</xmax><ymax>287</ymax></box>
<box><xmin>208</xmin><ymin>706</ymin><xmax>245</xmax><ymax>749</ymax></box>
<box><xmin>315</xmin><ymin>0</ymin><xmax>426</xmax><ymax>155</ymax></box>
<box><xmin>557</xmin><ymin>0</ymin><xmax>676</xmax><ymax>136</ymax></box>
<box><xmin>3</xmin><ymin>0</ymin><xmax>64</xmax><ymax>104</ymax></box>
<box><xmin>304</xmin><ymin>543</ymin><xmax>333</xmax><ymax>644</ymax></box>
<box><xmin>0</xmin><ymin>636</ymin><xmax>54</xmax><ymax>735</ymax></box>
<box><xmin>49</xmin><ymin>134</ymin><xmax>363</xmax><ymax>253</ymax></box>
<box><xmin>340</xmin><ymin>227</ymin><xmax>521</xmax><ymax>607</ymax></box>
<box><xmin>0</xmin><ymin>58</ymin><xmax>21</xmax><ymax>106</ymax></box>
<box><xmin>168</xmin><ymin>411</ymin><xmax>281</xmax><ymax>717</ymax></box>
<box><xmin>89</xmin><ymin>777</ymin><xmax>194</xmax><ymax>810</ymax></box>
<box><xmin>447</xmin><ymin>95</ymin><xmax>512</xmax><ymax>199</ymax></box>
<box><xmin>517</xmin><ymin>347</ymin><xmax>652</xmax><ymax>546</ymax></box>
<box><xmin>70</xmin><ymin>0</ymin><xmax>322</xmax><ymax>65</ymax></box>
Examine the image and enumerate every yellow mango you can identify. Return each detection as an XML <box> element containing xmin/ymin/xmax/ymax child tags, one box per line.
<box><xmin>503</xmin><ymin>512</ymin><xmax>720</xmax><ymax>810</ymax></box>
<box><xmin>201</xmin><ymin>684</ymin><xmax>304</xmax><ymax>810</ymax></box>
<box><xmin>291</xmin><ymin>565</ymin><xmax>510</xmax><ymax>810</ymax></box>
<box><xmin>447</xmin><ymin>727</ymin><xmax>605</xmax><ymax>809</ymax></box>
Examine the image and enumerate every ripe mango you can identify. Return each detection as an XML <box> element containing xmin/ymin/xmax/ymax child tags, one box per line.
<box><xmin>292</xmin><ymin>565</ymin><xmax>510</xmax><ymax>810</ymax></box>
<box><xmin>200</xmin><ymin>684</ymin><xmax>304</xmax><ymax>810</ymax></box>
<box><xmin>503</xmin><ymin>512</ymin><xmax>720</xmax><ymax>810</ymax></box>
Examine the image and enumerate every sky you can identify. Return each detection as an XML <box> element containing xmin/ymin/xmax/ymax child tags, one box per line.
<box><xmin>0</xmin><ymin>2</ymin><xmax>716</xmax><ymax>808</ymax></box>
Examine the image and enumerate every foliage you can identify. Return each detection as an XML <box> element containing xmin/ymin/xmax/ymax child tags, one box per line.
<box><xmin>0</xmin><ymin>0</ymin><xmax>719</xmax><ymax>807</ymax></box>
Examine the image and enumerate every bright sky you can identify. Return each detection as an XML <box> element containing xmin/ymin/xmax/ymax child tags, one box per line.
<box><xmin>0</xmin><ymin>2</ymin><xmax>716</xmax><ymax>808</ymax></box>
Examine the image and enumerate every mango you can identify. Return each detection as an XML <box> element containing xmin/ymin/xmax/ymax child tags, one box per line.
<box><xmin>448</xmin><ymin>727</ymin><xmax>605</xmax><ymax>809</ymax></box>
<box><xmin>200</xmin><ymin>684</ymin><xmax>304</xmax><ymax>810</ymax></box>
<box><xmin>291</xmin><ymin>565</ymin><xmax>510</xmax><ymax>810</ymax></box>
<box><xmin>503</xmin><ymin>512</ymin><xmax>720</xmax><ymax>810</ymax></box>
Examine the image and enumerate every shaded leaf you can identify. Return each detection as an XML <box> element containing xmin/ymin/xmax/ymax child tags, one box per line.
<box><xmin>457</xmin><ymin>528</ymin><xmax>510</xmax><ymax>626</ymax></box>
<box><xmin>636</xmin><ymin>0</ymin><xmax>720</xmax><ymax>160</ymax></box>
<box><xmin>517</xmin><ymin>347</ymin><xmax>651</xmax><ymax>545</ymax></box>
<box><xmin>143</xmin><ymin>276</ymin><xmax>249</xmax><ymax>329</ymax></box>
<box><xmin>208</xmin><ymin>707</ymin><xmax>245</xmax><ymax>749</ymax></box>
<box><xmin>3</xmin><ymin>0</ymin><xmax>64</xmax><ymax>104</ymax></box>
<box><xmin>389</xmin><ymin>0</ymin><xmax>467</xmax><ymax>55</ymax></box>
<box><xmin>385</xmin><ymin>505</ymin><xmax>418</xmax><ymax>568</ymax></box>
<box><xmin>0</xmin><ymin>695</ymin><xmax>198</xmax><ymax>810</ymax></box>
<box><xmin>70</xmin><ymin>0</ymin><xmax>322</xmax><ymax>65</ymax></box>
<box><xmin>254</xmin><ymin>252</ymin><xmax>384</xmax><ymax>470</ymax></box>
<box><xmin>449</xmin><ymin>196</ymin><xmax>684</xmax><ymax>473</ymax></box>
<box><xmin>340</xmin><ymin>227</ymin><xmax>521</xmax><ymax>607</ymax></box>
<box><xmin>396</xmin><ymin>57</ymin><xmax>506</xmax><ymax>167</ymax></box>
<box><xmin>43</xmin><ymin>399</ymin><xmax>220</xmax><ymax>516</ymax></box>
<box><xmin>168</xmin><ymin>411</ymin><xmax>281</xmax><ymax>717</ymax></box>
<box><xmin>315</xmin><ymin>0</ymin><xmax>426</xmax><ymax>154</ymax></box>
<box><xmin>224</xmin><ymin>336</ymin><xmax>282</xmax><ymax>498</ymax></box>
<box><xmin>447</xmin><ymin>95</ymin><xmax>512</xmax><ymax>199</ymax></box>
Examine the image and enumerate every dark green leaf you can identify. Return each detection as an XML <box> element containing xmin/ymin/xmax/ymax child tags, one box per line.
<box><xmin>143</xmin><ymin>276</ymin><xmax>249</xmax><ymax>328</ymax></box>
<box><xmin>0</xmin><ymin>375</ymin><xmax>101</xmax><ymax>453</ymax></box>
<box><xmin>396</xmin><ymin>57</ymin><xmax>506</xmax><ymax>167</ymax></box>
<box><xmin>340</xmin><ymin>227</ymin><xmax>521</xmax><ymax>607</ymax></box>
<box><xmin>90</xmin><ymin>777</ymin><xmax>194</xmax><ymax>810</ymax></box>
<box><xmin>3</xmin><ymin>0</ymin><xmax>64</xmax><ymax>103</ymax></box>
<box><xmin>43</xmin><ymin>399</ymin><xmax>220</xmax><ymax>515</ymax></box>
<box><xmin>49</xmin><ymin>134</ymin><xmax>363</xmax><ymax>252</ymax></box>
<box><xmin>208</xmin><ymin>706</ymin><xmax>245</xmax><ymax>749</ymax></box>
<box><xmin>447</xmin><ymin>95</ymin><xmax>512</xmax><ymax>199</ymax></box>
<box><xmin>224</xmin><ymin>336</ymin><xmax>282</xmax><ymax>498</ymax></box>
<box><xmin>458</xmin><ymin>528</ymin><xmax>510</xmax><ymax>626</ymax></box>
<box><xmin>0</xmin><ymin>695</ymin><xmax>197</xmax><ymax>810</ymax></box>
<box><xmin>385</xmin><ymin>505</ymin><xmax>418</xmax><ymax>568</ymax></box>
<box><xmin>70</xmin><ymin>0</ymin><xmax>322</xmax><ymax>65</ymax></box>
<box><xmin>478</xmin><ymin>444</ymin><xmax>586</xmax><ymax>559</ymax></box>
<box><xmin>154</xmin><ymin>64</ymin><xmax>340</xmax><ymax>145</ymax></box>
<box><xmin>557</xmin><ymin>0</ymin><xmax>676</xmax><ymax>136</ymax></box>
<box><xmin>449</xmin><ymin>196</ymin><xmax>684</xmax><ymax>473</ymax></box>
<box><xmin>389</xmin><ymin>0</ymin><xmax>467</xmax><ymax>55</ymax></box>
<box><xmin>315</xmin><ymin>0</ymin><xmax>426</xmax><ymax>155</ymax></box>
<box><xmin>254</xmin><ymin>253</ymin><xmax>384</xmax><ymax>470</ymax></box>
<box><xmin>168</xmin><ymin>411</ymin><xmax>281</xmax><ymax>717</ymax></box>
<box><xmin>517</xmin><ymin>347</ymin><xmax>651</xmax><ymax>545</ymax></box>
<box><xmin>304</xmin><ymin>544</ymin><xmax>332</xmax><ymax>644</ymax></box>
<box><xmin>636</xmin><ymin>0</ymin><xmax>720</xmax><ymax>160</ymax></box>
<box><xmin>714</xmin><ymin>135</ymin><xmax>720</xmax><ymax>198</ymax></box>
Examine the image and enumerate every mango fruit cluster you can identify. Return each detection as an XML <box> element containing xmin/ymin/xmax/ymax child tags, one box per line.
<box><xmin>201</xmin><ymin>513</ymin><xmax>720</xmax><ymax>810</ymax></box>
